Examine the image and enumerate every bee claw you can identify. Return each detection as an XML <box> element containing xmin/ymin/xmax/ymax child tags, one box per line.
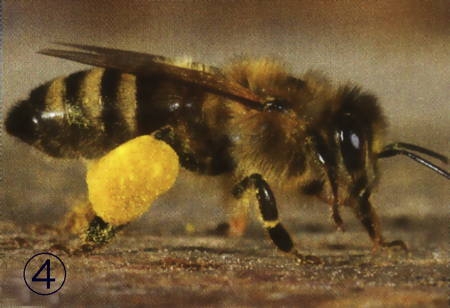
<box><xmin>47</xmin><ymin>243</ymin><xmax>72</xmax><ymax>255</ymax></box>
<box><xmin>72</xmin><ymin>242</ymin><xmax>105</xmax><ymax>255</ymax></box>
<box><xmin>293</xmin><ymin>250</ymin><xmax>323</xmax><ymax>265</ymax></box>
<box><xmin>383</xmin><ymin>240</ymin><xmax>408</xmax><ymax>251</ymax></box>
<box><xmin>372</xmin><ymin>239</ymin><xmax>408</xmax><ymax>253</ymax></box>
<box><xmin>335</xmin><ymin>223</ymin><xmax>345</xmax><ymax>232</ymax></box>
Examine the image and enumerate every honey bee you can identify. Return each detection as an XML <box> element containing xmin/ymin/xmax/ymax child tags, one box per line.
<box><xmin>6</xmin><ymin>43</ymin><xmax>449</xmax><ymax>262</ymax></box>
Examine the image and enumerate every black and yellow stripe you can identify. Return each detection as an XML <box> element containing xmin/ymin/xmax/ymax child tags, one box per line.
<box><xmin>100</xmin><ymin>69</ymin><xmax>137</xmax><ymax>147</ymax></box>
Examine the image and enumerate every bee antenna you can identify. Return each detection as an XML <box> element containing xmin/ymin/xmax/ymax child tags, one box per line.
<box><xmin>378</xmin><ymin>142</ymin><xmax>450</xmax><ymax>180</ymax></box>
<box><xmin>389</xmin><ymin>142</ymin><xmax>448</xmax><ymax>164</ymax></box>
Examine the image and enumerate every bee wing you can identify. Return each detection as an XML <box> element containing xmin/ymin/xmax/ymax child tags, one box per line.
<box><xmin>39</xmin><ymin>43</ymin><xmax>264</xmax><ymax>110</ymax></box>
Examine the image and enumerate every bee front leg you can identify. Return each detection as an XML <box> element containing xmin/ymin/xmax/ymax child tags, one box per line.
<box><xmin>233</xmin><ymin>174</ymin><xmax>322</xmax><ymax>264</ymax></box>
<box><xmin>354</xmin><ymin>191</ymin><xmax>408</xmax><ymax>252</ymax></box>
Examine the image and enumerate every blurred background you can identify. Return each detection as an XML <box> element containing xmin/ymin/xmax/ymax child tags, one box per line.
<box><xmin>2</xmin><ymin>1</ymin><xmax>449</xmax><ymax>235</ymax></box>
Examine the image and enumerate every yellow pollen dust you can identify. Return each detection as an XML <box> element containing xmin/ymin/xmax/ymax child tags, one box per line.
<box><xmin>86</xmin><ymin>135</ymin><xmax>179</xmax><ymax>226</ymax></box>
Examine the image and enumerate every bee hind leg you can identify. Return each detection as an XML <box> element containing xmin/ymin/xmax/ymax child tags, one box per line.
<box><xmin>354</xmin><ymin>191</ymin><xmax>408</xmax><ymax>252</ymax></box>
<box><xmin>233</xmin><ymin>174</ymin><xmax>322</xmax><ymax>264</ymax></box>
<box><xmin>80</xmin><ymin>216</ymin><xmax>125</xmax><ymax>251</ymax></box>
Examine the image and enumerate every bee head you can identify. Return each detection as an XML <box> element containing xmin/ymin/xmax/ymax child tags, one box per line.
<box><xmin>335</xmin><ymin>86</ymin><xmax>384</xmax><ymax>178</ymax></box>
<box><xmin>312</xmin><ymin>86</ymin><xmax>449</xmax><ymax>207</ymax></box>
<box><xmin>312</xmin><ymin>86</ymin><xmax>386</xmax><ymax>204</ymax></box>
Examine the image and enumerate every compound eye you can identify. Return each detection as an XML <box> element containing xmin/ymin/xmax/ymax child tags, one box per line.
<box><xmin>339</xmin><ymin>126</ymin><xmax>364</xmax><ymax>172</ymax></box>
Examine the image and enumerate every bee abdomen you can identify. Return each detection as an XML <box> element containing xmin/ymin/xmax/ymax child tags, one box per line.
<box><xmin>8</xmin><ymin>67</ymin><xmax>208</xmax><ymax>159</ymax></box>
<box><xmin>8</xmin><ymin>68</ymin><xmax>140</xmax><ymax>158</ymax></box>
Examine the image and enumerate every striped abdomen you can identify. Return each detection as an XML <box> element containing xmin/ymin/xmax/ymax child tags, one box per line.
<box><xmin>6</xmin><ymin>68</ymin><xmax>192</xmax><ymax>158</ymax></box>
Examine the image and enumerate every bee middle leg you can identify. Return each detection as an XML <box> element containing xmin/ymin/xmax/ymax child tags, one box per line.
<box><xmin>233</xmin><ymin>174</ymin><xmax>321</xmax><ymax>264</ymax></box>
<box><xmin>331</xmin><ymin>203</ymin><xmax>345</xmax><ymax>231</ymax></box>
<box><xmin>354</xmin><ymin>191</ymin><xmax>408</xmax><ymax>252</ymax></box>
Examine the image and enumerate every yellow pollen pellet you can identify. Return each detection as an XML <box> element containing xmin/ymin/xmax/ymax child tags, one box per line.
<box><xmin>86</xmin><ymin>135</ymin><xmax>179</xmax><ymax>226</ymax></box>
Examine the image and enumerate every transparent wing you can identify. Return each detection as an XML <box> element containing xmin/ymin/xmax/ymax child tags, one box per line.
<box><xmin>39</xmin><ymin>43</ymin><xmax>264</xmax><ymax>110</ymax></box>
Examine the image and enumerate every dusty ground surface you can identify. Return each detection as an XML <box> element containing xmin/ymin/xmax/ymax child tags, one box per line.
<box><xmin>0</xmin><ymin>211</ymin><xmax>448</xmax><ymax>307</ymax></box>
